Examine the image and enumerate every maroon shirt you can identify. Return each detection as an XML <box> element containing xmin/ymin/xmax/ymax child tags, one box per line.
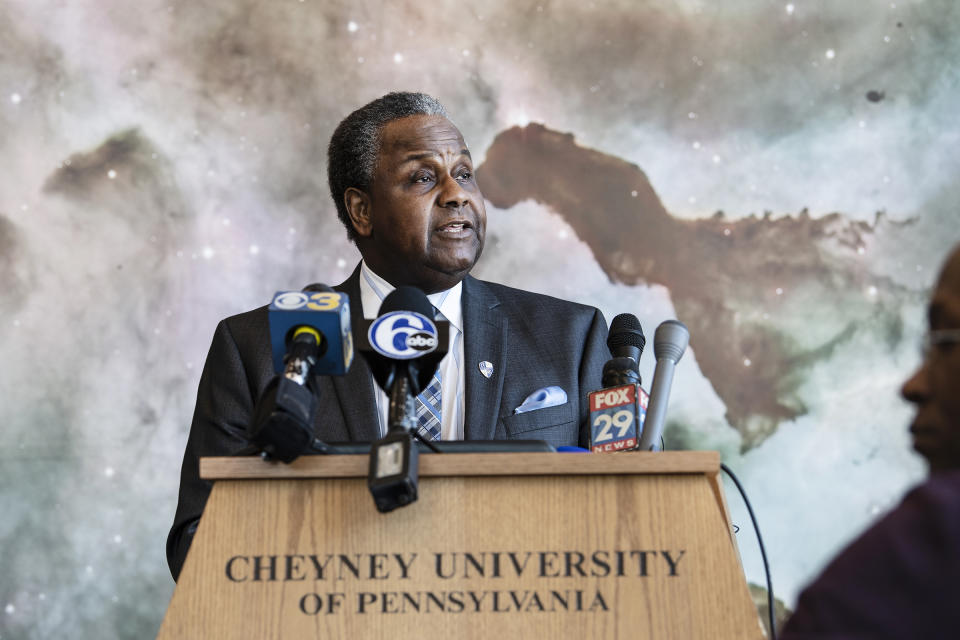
<box><xmin>782</xmin><ymin>470</ymin><xmax>960</xmax><ymax>639</ymax></box>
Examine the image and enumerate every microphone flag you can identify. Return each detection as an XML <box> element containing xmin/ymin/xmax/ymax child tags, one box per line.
<box><xmin>588</xmin><ymin>383</ymin><xmax>649</xmax><ymax>453</ymax></box>
<box><xmin>268</xmin><ymin>290</ymin><xmax>354</xmax><ymax>376</ymax></box>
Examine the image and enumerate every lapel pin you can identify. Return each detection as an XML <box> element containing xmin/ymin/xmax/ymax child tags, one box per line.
<box><xmin>479</xmin><ymin>361</ymin><xmax>494</xmax><ymax>379</ymax></box>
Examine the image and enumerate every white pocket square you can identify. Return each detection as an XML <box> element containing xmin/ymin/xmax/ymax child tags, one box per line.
<box><xmin>513</xmin><ymin>386</ymin><xmax>568</xmax><ymax>414</ymax></box>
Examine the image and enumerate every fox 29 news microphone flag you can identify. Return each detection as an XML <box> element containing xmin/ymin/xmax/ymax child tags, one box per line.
<box><xmin>589</xmin><ymin>313</ymin><xmax>649</xmax><ymax>453</ymax></box>
<box><xmin>589</xmin><ymin>383</ymin><xmax>649</xmax><ymax>452</ymax></box>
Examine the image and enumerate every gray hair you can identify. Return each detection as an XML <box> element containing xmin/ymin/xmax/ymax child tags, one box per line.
<box><xmin>327</xmin><ymin>92</ymin><xmax>449</xmax><ymax>241</ymax></box>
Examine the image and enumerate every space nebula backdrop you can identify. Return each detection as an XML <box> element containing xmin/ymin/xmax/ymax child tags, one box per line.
<box><xmin>1</xmin><ymin>0</ymin><xmax>958</xmax><ymax>636</ymax></box>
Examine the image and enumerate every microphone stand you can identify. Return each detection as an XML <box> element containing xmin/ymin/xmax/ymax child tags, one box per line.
<box><xmin>368</xmin><ymin>373</ymin><xmax>430</xmax><ymax>512</ymax></box>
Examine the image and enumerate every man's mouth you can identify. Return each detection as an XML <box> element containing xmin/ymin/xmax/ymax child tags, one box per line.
<box><xmin>436</xmin><ymin>220</ymin><xmax>473</xmax><ymax>236</ymax></box>
<box><xmin>910</xmin><ymin>422</ymin><xmax>939</xmax><ymax>450</ymax></box>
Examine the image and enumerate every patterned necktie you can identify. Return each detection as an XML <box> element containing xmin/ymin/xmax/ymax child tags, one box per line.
<box><xmin>415</xmin><ymin>370</ymin><xmax>443</xmax><ymax>441</ymax></box>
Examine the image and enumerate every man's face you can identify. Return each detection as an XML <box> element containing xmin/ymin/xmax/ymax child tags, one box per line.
<box><xmin>349</xmin><ymin>114</ymin><xmax>486</xmax><ymax>294</ymax></box>
<box><xmin>902</xmin><ymin>247</ymin><xmax>960</xmax><ymax>472</ymax></box>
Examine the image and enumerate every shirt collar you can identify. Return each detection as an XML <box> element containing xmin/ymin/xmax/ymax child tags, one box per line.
<box><xmin>358</xmin><ymin>260</ymin><xmax>463</xmax><ymax>333</ymax></box>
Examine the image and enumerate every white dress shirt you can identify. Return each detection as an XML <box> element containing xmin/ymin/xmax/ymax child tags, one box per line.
<box><xmin>358</xmin><ymin>261</ymin><xmax>465</xmax><ymax>440</ymax></box>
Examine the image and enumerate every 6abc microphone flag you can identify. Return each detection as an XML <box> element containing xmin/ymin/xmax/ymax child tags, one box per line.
<box><xmin>360</xmin><ymin>287</ymin><xmax>448</xmax><ymax>513</ymax></box>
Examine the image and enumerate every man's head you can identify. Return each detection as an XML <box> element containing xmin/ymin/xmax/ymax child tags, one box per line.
<box><xmin>327</xmin><ymin>92</ymin><xmax>486</xmax><ymax>293</ymax></box>
<box><xmin>902</xmin><ymin>244</ymin><xmax>960</xmax><ymax>473</ymax></box>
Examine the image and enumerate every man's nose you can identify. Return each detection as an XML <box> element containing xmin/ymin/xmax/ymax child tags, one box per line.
<box><xmin>901</xmin><ymin>363</ymin><xmax>929</xmax><ymax>405</ymax></box>
<box><xmin>438</xmin><ymin>175</ymin><xmax>470</xmax><ymax>209</ymax></box>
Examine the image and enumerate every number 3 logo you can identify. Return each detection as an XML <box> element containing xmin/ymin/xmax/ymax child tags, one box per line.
<box><xmin>593</xmin><ymin>409</ymin><xmax>634</xmax><ymax>442</ymax></box>
<box><xmin>306</xmin><ymin>292</ymin><xmax>341</xmax><ymax>311</ymax></box>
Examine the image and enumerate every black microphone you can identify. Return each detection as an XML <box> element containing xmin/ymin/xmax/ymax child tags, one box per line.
<box><xmin>362</xmin><ymin>287</ymin><xmax>448</xmax><ymax>512</ymax></box>
<box><xmin>603</xmin><ymin>313</ymin><xmax>647</xmax><ymax>387</ymax></box>
<box><xmin>588</xmin><ymin>314</ymin><xmax>649</xmax><ymax>452</ymax></box>
<box><xmin>248</xmin><ymin>283</ymin><xmax>353</xmax><ymax>463</ymax></box>
<box><xmin>636</xmin><ymin>320</ymin><xmax>690</xmax><ymax>452</ymax></box>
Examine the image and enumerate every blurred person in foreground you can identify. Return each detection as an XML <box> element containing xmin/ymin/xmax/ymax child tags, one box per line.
<box><xmin>782</xmin><ymin>243</ymin><xmax>960</xmax><ymax>638</ymax></box>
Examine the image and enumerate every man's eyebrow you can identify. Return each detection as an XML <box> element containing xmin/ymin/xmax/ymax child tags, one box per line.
<box><xmin>400</xmin><ymin>152</ymin><xmax>436</xmax><ymax>163</ymax></box>
<box><xmin>399</xmin><ymin>149</ymin><xmax>472</xmax><ymax>163</ymax></box>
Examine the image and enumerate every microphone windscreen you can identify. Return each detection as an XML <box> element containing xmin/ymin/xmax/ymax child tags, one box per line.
<box><xmin>607</xmin><ymin>313</ymin><xmax>646</xmax><ymax>356</ymax></box>
<box><xmin>653</xmin><ymin>320</ymin><xmax>689</xmax><ymax>364</ymax></box>
<box><xmin>379</xmin><ymin>286</ymin><xmax>434</xmax><ymax>318</ymax></box>
<box><xmin>302</xmin><ymin>282</ymin><xmax>336</xmax><ymax>293</ymax></box>
<box><xmin>602</xmin><ymin>357</ymin><xmax>641</xmax><ymax>386</ymax></box>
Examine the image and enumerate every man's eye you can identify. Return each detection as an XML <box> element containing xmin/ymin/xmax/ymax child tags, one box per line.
<box><xmin>412</xmin><ymin>173</ymin><xmax>433</xmax><ymax>183</ymax></box>
<box><xmin>456</xmin><ymin>170</ymin><xmax>473</xmax><ymax>181</ymax></box>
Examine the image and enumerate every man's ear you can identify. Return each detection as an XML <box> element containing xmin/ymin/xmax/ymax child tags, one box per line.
<box><xmin>344</xmin><ymin>188</ymin><xmax>373</xmax><ymax>237</ymax></box>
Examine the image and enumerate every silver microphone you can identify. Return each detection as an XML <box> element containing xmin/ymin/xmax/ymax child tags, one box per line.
<box><xmin>637</xmin><ymin>320</ymin><xmax>689</xmax><ymax>451</ymax></box>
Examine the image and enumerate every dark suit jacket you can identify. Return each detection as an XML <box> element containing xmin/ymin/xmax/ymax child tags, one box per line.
<box><xmin>166</xmin><ymin>266</ymin><xmax>609</xmax><ymax>580</ymax></box>
<box><xmin>782</xmin><ymin>470</ymin><xmax>960</xmax><ymax>638</ymax></box>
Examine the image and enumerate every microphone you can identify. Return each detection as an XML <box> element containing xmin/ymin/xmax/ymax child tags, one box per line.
<box><xmin>603</xmin><ymin>313</ymin><xmax>646</xmax><ymax>386</ymax></box>
<box><xmin>588</xmin><ymin>314</ymin><xmax>650</xmax><ymax>453</ymax></box>
<box><xmin>362</xmin><ymin>287</ymin><xmax>449</xmax><ymax>513</ymax></box>
<box><xmin>267</xmin><ymin>284</ymin><xmax>354</xmax><ymax>377</ymax></box>
<box><xmin>636</xmin><ymin>320</ymin><xmax>690</xmax><ymax>452</ymax></box>
<box><xmin>247</xmin><ymin>284</ymin><xmax>354</xmax><ymax>463</ymax></box>
<box><xmin>360</xmin><ymin>287</ymin><xmax>448</xmax><ymax>412</ymax></box>
<box><xmin>608</xmin><ymin>313</ymin><xmax>646</xmax><ymax>367</ymax></box>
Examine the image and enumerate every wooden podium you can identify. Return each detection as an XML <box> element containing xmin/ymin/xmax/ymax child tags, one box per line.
<box><xmin>158</xmin><ymin>451</ymin><xmax>764</xmax><ymax>639</ymax></box>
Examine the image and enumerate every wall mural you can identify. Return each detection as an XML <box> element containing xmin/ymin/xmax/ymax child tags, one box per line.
<box><xmin>1</xmin><ymin>0</ymin><xmax>957</xmax><ymax>636</ymax></box>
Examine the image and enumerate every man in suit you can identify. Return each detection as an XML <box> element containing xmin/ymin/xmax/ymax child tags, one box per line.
<box><xmin>167</xmin><ymin>92</ymin><xmax>609</xmax><ymax>580</ymax></box>
<box><xmin>781</xmin><ymin>243</ymin><xmax>960</xmax><ymax>638</ymax></box>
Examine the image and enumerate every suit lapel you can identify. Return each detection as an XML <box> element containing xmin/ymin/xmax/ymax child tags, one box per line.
<box><xmin>462</xmin><ymin>276</ymin><xmax>506</xmax><ymax>440</ymax></box>
<box><xmin>331</xmin><ymin>265</ymin><xmax>381</xmax><ymax>442</ymax></box>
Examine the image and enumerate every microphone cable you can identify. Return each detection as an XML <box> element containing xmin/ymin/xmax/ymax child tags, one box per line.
<box><xmin>720</xmin><ymin>462</ymin><xmax>777</xmax><ymax>640</ymax></box>
<box><xmin>412</xmin><ymin>429</ymin><xmax>442</xmax><ymax>453</ymax></box>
